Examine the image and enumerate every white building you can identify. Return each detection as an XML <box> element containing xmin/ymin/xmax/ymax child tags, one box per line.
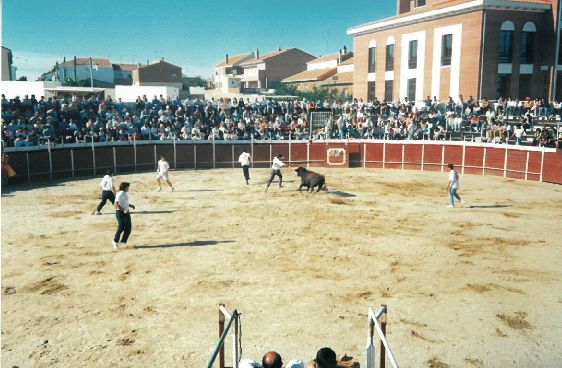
<box><xmin>213</xmin><ymin>52</ymin><xmax>255</xmax><ymax>94</ymax></box>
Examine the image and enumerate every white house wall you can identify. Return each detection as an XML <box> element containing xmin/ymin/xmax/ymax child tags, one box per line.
<box><xmin>400</xmin><ymin>31</ymin><xmax>426</xmax><ymax>101</ymax></box>
<box><xmin>431</xmin><ymin>24</ymin><xmax>463</xmax><ymax>100</ymax></box>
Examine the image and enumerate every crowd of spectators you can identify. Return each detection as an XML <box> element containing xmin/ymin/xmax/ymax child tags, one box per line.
<box><xmin>2</xmin><ymin>93</ymin><xmax>561</xmax><ymax>149</ymax></box>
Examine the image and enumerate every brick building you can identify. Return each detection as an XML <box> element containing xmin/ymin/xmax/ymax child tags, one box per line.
<box><xmin>348</xmin><ymin>0</ymin><xmax>561</xmax><ymax>102</ymax></box>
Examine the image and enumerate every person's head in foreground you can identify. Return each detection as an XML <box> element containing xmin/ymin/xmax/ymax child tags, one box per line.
<box><xmin>119</xmin><ymin>182</ymin><xmax>130</xmax><ymax>192</ymax></box>
<box><xmin>316</xmin><ymin>347</ymin><xmax>337</xmax><ymax>368</ymax></box>
<box><xmin>262</xmin><ymin>351</ymin><xmax>283</xmax><ymax>368</ymax></box>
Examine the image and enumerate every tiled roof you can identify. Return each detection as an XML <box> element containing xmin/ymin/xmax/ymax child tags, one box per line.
<box><xmin>321</xmin><ymin>71</ymin><xmax>353</xmax><ymax>85</ymax></box>
<box><xmin>215</xmin><ymin>52</ymin><xmax>253</xmax><ymax>67</ymax></box>
<box><xmin>282</xmin><ymin>68</ymin><xmax>337</xmax><ymax>83</ymax></box>
<box><xmin>59</xmin><ymin>58</ymin><xmax>112</xmax><ymax>67</ymax></box>
<box><xmin>240</xmin><ymin>49</ymin><xmax>292</xmax><ymax>66</ymax></box>
<box><xmin>113</xmin><ymin>63</ymin><xmax>138</xmax><ymax>71</ymax></box>
<box><xmin>307</xmin><ymin>52</ymin><xmax>340</xmax><ymax>64</ymax></box>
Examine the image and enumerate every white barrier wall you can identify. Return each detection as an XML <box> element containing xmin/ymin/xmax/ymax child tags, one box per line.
<box><xmin>0</xmin><ymin>81</ymin><xmax>60</xmax><ymax>99</ymax></box>
<box><xmin>114</xmin><ymin>85</ymin><xmax>180</xmax><ymax>102</ymax></box>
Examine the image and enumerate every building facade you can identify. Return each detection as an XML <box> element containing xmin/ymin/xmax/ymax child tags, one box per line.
<box><xmin>1</xmin><ymin>46</ymin><xmax>16</xmax><ymax>81</ymax></box>
<box><xmin>282</xmin><ymin>48</ymin><xmax>354</xmax><ymax>96</ymax></box>
<box><xmin>213</xmin><ymin>52</ymin><xmax>255</xmax><ymax>93</ymax></box>
<box><xmin>239</xmin><ymin>48</ymin><xmax>316</xmax><ymax>91</ymax></box>
<box><xmin>348</xmin><ymin>0</ymin><xmax>561</xmax><ymax>102</ymax></box>
<box><xmin>132</xmin><ymin>59</ymin><xmax>182</xmax><ymax>89</ymax></box>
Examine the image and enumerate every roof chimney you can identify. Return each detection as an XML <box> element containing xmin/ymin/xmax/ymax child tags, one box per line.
<box><xmin>343</xmin><ymin>45</ymin><xmax>347</xmax><ymax>54</ymax></box>
<box><xmin>278</xmin><ymin>46</ymin><xmax>281</xmax><ymax>51</ymax></box>
<box><xmin>255</xmin><ymin>49</ymin><xmax>259</xmax><ymax>59</ymax></box>
<box><xmin>226</xmin><ymin>54</ymin><xmax>229</xmax><ymax>64</ymax></box>
<box><xmin>161</xmin><ymin>57</ymin><xmax>164</xmax><ymax>62</ymax></box>
<box><xmin>146</xmin><ymin>59</ymin><xmax>149</xmax><ymax>65</ymax></box>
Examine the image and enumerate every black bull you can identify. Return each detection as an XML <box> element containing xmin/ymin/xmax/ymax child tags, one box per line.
<box><xmin>295</xmin><ymin>167</ymin><xmax>327</xmax><ymax>192</ymax></box>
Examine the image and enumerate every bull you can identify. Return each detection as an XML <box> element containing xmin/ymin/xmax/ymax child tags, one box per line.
<box><xmin>295</xmin><ymin>167</ymin><xmax>327</xmax><ymax>193</ymax></box>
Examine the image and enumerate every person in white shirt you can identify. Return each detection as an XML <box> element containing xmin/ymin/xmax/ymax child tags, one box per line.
<box><xmin>156</xmin><ymin>155</ymin><xmax>174</xmax><ymax>191</ymax></box>
<box><xmin>265</xmin><ymin>154</ymin><xmax>285</xmax><ymax>192</ymax></box>
<box><xmin>447</xmin><ymin>163</ymin><xmax>465</xmax><ymax>208</ymax></box>
<box><xmin>95</xmin><ymin>170</ymin><xmax>116</xmax><ymax>215</ymax></box>
<box><xmin>238</xmin><ymin>148</ymin><xmax>252</xmax><ymax>185</ymax></box>
<box><xmin>113</xmin><ymin>182</ymin><xmax>136</xmax><ymax>249</ymax></box>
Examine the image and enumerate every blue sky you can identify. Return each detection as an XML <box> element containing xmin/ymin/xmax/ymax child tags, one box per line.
<box><xmin>2</xmin><ymin>0</ymin><xmax>394</xmax><ymax>80</ymax></box>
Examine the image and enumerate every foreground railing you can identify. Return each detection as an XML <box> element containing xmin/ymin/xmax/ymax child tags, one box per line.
<box><xmin>208</xmin><ymin>304</ymin><xmax>241</xmax><ymax>368</ymax></box>
<box><xmin>366</xmin><ymin>305</ymin><xmax>398</xmax><ymax>368</ymax></box>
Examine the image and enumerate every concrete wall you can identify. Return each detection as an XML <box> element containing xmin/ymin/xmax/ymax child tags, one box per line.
<box><xmin>114</xmin><ymin>85</ymin><xmax>180</xmax><ymax>102</ymax></box>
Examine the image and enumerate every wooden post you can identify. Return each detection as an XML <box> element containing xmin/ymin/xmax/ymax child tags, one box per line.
<box><xmin>401</xmin><ymin>144</ymin><xmax>405</xmax><ymax>170</ymax></box>
<box><xmin>212</xmin><ymin>137</ymin><xmax>216</xmax><ymax>169</ymax></box>
<box><xmin>306</xmin><ymin>141</ymin><xmax>310</xmax><ymax>168</ymax></box>
<box><xmin>503</xmin><ymin>143</ymin><xmax>508</xmax><ymax>177</ymax></box>
<box><xmin>524</xmin><ymin>151</ymin><xmax>530</xmax><ymax>180</ymax></box>
<box><xmin>231</xmin><ymin>144</ymin><xmax>235</xmax><ymax>169</ymax></box>
<box><xmin>219</xmin><ymin>304</ymin><xmax>225</xmax><ymax>368</ymax></box>
<box><xmin>382</xmin><ymin>141</ymin><xmax>386</xmax><ymax>169</ymax></box>
<box><xmin>421</xmin><ymin>144</ymin><xmax>425</xmax><ymax>171</ymax></box>
<box><xmin>482</xmin><ymin>147</ymin><xmax>487</xmax><ymax>175</ymax></box>
<box><xmin>540</xmin><ymin>147</ymin><xmax>545</xmax><ymax>182</ymax></box>
<box><xmin>289</xmin><ymin>133</ymin><xmax>292</xmax><ymax>167</ymax></box>
<box><xmin>441</xmin><ymin>145</ymin><xmax>445</xmax><ymax>172</ymax></box>
<box><xmin>379</xmin><ymin>304</ymin><xmax>388</xmax><ymax>368</ymax></box>
<box><xmin>113</xmin><ymin>146</ymin><xmax>117</xmax><ymax>174</ymax></box>
<box><xmin>194</xmin><ymin>144</ymin><xmax>197</xmax><ymax>169</ymax></box>
<box><xmin>153</xmin><ymin>145</ymin><xmax>157</xmax><ymax>170</ymax></box>
<box><xmin>47</xmin><ymin>138</ymin><xmax>53</xmax><ymax>181</ymax></box>
<box><xmin>461</xmin><ymin>141</ymin><xmax>466</xmax><ymax>175</ymax></box>
<box><xmin>70</xmin><ymin>149</ymin><xmax>75</xmax><ymax>177</ymax></box>
<box><xmin>133</xmin><ymin>138</ymin><xmax>137</xmax><ymax>172</ymax></box>
<box><xmin>173</xmin><ymin>137</ymin><xmax>177</xmax><ymax>170</ymax></box>
<box><xmin>26</xmin><ymin>152</ymin><xmax>31</xmax><ymax>183</ymax></box>
<box><xmin>363</xmin><ymin>143</ymin><xmax>367</xmax><ymax>168</ymax></box>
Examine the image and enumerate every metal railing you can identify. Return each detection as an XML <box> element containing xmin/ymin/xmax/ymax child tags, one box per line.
<box><xmin>208</xmin><ymin>304</ymin><xmax>241</xmax><ymax>368</ymax></box>
<box><xmin>366</xmin><ymin>305</ymin><xmax>398</xmax><ymax>368</ymax></box>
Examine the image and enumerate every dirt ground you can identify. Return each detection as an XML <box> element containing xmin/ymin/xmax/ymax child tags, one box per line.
<box><xmin>2</xmin><ymin>167</ymin><xmax>562</xmax><ymax>368</ymax></box>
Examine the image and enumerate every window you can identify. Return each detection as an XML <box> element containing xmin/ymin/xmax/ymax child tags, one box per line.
<box><xmin>496</xmin><ymin>74</ymin><xmax>511</xmax><ymax>98</ymax></box>
<box><xmin>520</xmin><ymin>32</ymin><xmax>535</xmax><ymax>64</ymax></box>
<box><xmin>384</xmin><ymin>80</ymin><xmax>393</xmax><ymax>102</ymax></box>
<box><xmin>520</xmin><ymin>22</ymin><xmax>536</xmax><ymax>65</ymax></box>
<box><xmin>408</xmin><ymin>40</ymin><xmax>418</xmax><ymax>69</ymax></box>
<box><xmin>415</xmin><ymin>0</ymin><xmax>426</xmax><ymax>7</ymax></box>
<box><xmin>498</xmin><ymin>31</ymin><xmax>513</xmax><ymax>63</ymax></box>
<box><xmin>368</xmin><ymin>81</ymin><xmax>376</xmax><ymax>101</ymax></box>
<box><xmin>368</xmin><ymin>46</ymin><xmax>377</xmax><ymax>73</ymax></box>
<box><xmin>171</xmin><ymin>73</ymin><xmax>178</xmax><ymax>80</ymax></box>
<box><xmin>441</xmin><ymin>34</ymin><xmax>453</xmax><ymax>66</ymax></box>
<box><xmin>386</xmin><ymin>44</ymin><xmax>394</xmax><ymax>71</ymax></box>
<box><xmin>499</xmin><ymin>21</ymin><xmax>515</xmax><ymax>64</ymax></box>
<box><xmin>407</xmin><ymin>78</ymin><xmax>416</xmax><ymax>102</ymax></box>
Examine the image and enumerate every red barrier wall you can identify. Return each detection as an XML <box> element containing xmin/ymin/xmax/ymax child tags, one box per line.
<box><xmin>4</xmin><ymin>141</ymin><xmax>561</xmax><ymax>185</ymax></box>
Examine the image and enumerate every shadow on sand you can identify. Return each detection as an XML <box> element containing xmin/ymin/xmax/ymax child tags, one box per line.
<box><xmin>134</xmin><ymin>240</ymin><xmax>235</xmax><ymax>249</ymax></box>
<box><xmin>468</xmin><ymin>205</ymin><xmax>512</xmax><ymax>209</ymax></box>
<box><xmin>133</xmin><ymin>210</ymin><xmax>176</xmax><ymax>214</ymax></box>
<box><xmin>327</xmin><ymin>190</ymin><xmax>357</xmax><ymax>198</ymax></box>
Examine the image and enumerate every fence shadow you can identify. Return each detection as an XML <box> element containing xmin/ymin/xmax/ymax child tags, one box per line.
<box><xmin>134</xmin><ymin>240</ymin><xmax>235</xmax><ymax>249</ymax></box>
<box><xmin>468</xmin><ymin>205</ymin><xmax>512</xmax><ymax>209</ymax></box>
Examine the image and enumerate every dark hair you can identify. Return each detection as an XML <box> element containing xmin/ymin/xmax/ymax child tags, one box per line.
<box><xmin>316</xmin><ymin>347</ymin><xmax>337</xmax><ymax>368</ymax></box>
<box><xmin>106</xmin><ymin>170</ymin><xmax>113</xmax><ymax>176</ymax></box>
<box><xmin>277</xmin><ymin>154</ymin><xmax>284</xmax><ymax>158</ymax></box>
<box><xmin>447</xmin><ymin>163</ymin><xmax>454</xmax><ymax>169</ymax></box>
<box><xmin>119</xmin><ymin>182</ymin><xmax>130</xmax><ymax>191</ymax></box>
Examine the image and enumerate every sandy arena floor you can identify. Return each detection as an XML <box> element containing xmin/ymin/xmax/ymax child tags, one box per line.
<box><xmin>2</xmin><ymin>167</ymin><xmax>562</xmax><ymax>367</ymax></box>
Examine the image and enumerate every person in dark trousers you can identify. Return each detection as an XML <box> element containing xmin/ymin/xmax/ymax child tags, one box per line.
<box><xmin>113</xmin><ymin>182</ymin><xmax>135</xmax><ymax>249</ymax></box>
<box><xmin>265</xmin><ymin>154</ymin><xmax>285</xmax><ymax>192</ymax></box>
<box><xmin>238</xmin><ymin>148</ymin><xmax>252</xmax><ymax>185</ymax></box>
<box><xmin>95</xmin><ymin>170</ymin><xmax>116</xmax><ymax>215</ymax></box>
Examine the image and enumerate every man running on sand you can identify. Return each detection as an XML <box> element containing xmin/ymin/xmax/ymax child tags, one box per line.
<box><xmin>156</xmin><ymin>155</ymin><xmax>174</xmax><ymax>191</ymax></box>
<box><xmin>265</xmin><ymin>153</ymin><xmax>285</xmax><ymax>192</ymax></box>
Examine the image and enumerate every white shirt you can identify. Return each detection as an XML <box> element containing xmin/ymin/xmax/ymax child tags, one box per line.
<box><xmin>238</xmin><ymin>152</ymin><xmax>251</xmax><ymax>166</ymax></box>
<box><xmin>271</xmin><ymin>156</ymin><xmax>284</xmax><ymax>170</ymax></box>
<box><xmin>448</xmin><ymin>170</ymin><xmax>459</xmax><ymax>189</ymax></box>
<box><xmin>99</xmin><ymin>175</ymin><xmax>114</xmax><ymax>191</ymax></box>
<box><xmin>115</xmin><ymin>191</ymin><xmax>130</xmax><ymax>212</ymax></box>
<box><xmin>157</xmin><ymin>159</ymin><xmax>169</xmax><ymax>173</ymax></box>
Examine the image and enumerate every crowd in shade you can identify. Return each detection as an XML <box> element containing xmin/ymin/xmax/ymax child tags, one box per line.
<box><xmin>2</xmin><ymin>93</ymin><xmax>561</xmax><ymax>149</ymax></box>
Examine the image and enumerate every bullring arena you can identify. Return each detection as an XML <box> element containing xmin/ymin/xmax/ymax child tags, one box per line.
<box><xmin>2</xmin><ymin>140</ymin><xmax>562</xmax><ymax>367</ymax></box>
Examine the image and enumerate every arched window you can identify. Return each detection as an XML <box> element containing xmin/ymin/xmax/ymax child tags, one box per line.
<box><xmin>385</xmin><ymin>37</ymin><xmax>395</xmax><ymax>72</ymax></box>
<box><xmin>499</xmin><ymin>21</ymin><xmax>515</xmax><ymax>63</ymax></box>
<box><xmin>368</xmin><ymin>40</ymin><xmax>377</xmax><ymax>73</ymax></box>
<box><xmin>520</xmin><ymin>22</ymin><xmax>536</xmax><ymax>64</ymax></box>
